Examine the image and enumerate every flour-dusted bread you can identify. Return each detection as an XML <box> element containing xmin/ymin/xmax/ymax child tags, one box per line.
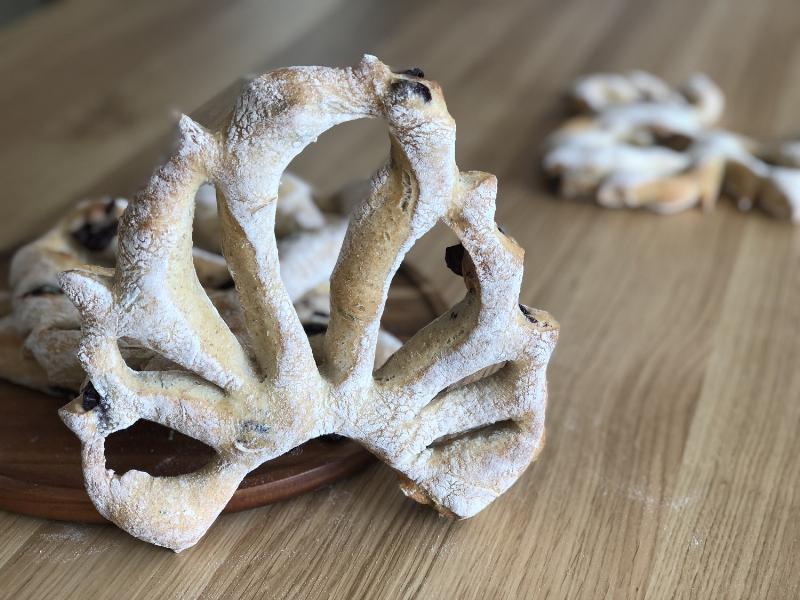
<box><xmin>57</xmin><ymin>56</ymin><xmax>559</xmax><ymax>551</ymax></box>
<box><xmin>0</xmin><ymin>174</ymin><xmax>369</xmax><ymax>394</ymax></box>
<box><xmin>543</xmin><ymin>70</ymin><xmax>800</xmax><ymax>222</ymax></box>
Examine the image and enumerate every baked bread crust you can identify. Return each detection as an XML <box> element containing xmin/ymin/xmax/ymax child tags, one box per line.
<box><xmin>58</xmin><ymin>56</ymin><xmax>558</xmax><ymax>551</ymax></box>
<box><xmin>544</xmin><ymin>71</ymin><xmax>800</xmax><ymax>221</ymax></box>
<box><xmin>0</xmin><ymin>176</ymin><xmax>358</xmax><ymax>394</ymax></box>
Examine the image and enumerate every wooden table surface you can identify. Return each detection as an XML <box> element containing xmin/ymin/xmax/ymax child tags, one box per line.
<box><xmin>2</xmin><ymin>0</ymin><xmax>800</xmax><ymax>598</ymax></box>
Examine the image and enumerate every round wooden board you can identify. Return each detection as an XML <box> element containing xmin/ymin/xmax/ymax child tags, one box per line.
<box><xmin>0</xmin><ymin>264</ymin><xmax>446</xmax><ymax>523</ymax></box>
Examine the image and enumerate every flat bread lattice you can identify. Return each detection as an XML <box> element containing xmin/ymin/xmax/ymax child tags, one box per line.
<box><xmin>58</xmin><ymin>56</ymin><xmax>559</xmax><ymax>551</ymax></box>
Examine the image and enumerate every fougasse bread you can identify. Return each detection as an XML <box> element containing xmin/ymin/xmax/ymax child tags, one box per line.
<box><xmin>57</xmin><ymin>56</ymin><xmax>559</xmax><ymax>552</ymax></box>
<box><xmin>543</xmin><ymin>70</ymin><xmax>800</xmax><ymax>221</ymax></box>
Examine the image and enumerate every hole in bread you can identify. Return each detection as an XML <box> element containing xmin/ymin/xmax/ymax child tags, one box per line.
<box><xmin>375</xmin><ymin>229</ymin><xmax>461</xmax><ymax>374</ymax></box>
<box><xmin>116</xmin><ymin>342</ymin><xmax>232</xmax><ymax>396</ymax></box>
<box><xmin>118</xmin><ymin>338</ymin><xmax>185</xmax><ymax>373</ymax></box>
<box><xmin>427</xmin><ymin>418</ymin><xmax>518</xmax><ymax>450</ymax></box>
<box><xmin>105</xmin><ymin>421</ymin><xmax>215</xmax><ymax>477</ymax></box>
<box><xmin>650</xmin><ymin>131</ymin><xmax>693</xmax><ymax>152</ymax></box>
<box><xmin>382</xmin><ymin>225</ymin><xmax>459</xmax><ymax>337</ymax></box>
<box><xmin>440</xmin><ymin>361</ymin><xmax>507</xmax><ymax>395</ymax></box>
<box><xmin>404</xmin><ymin>360</ymin><xmax>508</xmax><ymax>416</ymax></box>
<box><xmin>374</xmin><ymin>229</ymin><xmax>498</xmax><ymax>386</ymax></box>
<box><xmin>287</xmin><ymin>118</ymin><xmax>386</xmax><ymax>201</ymax></box>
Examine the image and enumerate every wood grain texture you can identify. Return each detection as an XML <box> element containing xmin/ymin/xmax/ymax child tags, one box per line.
<box><xmin>1</xmin><ymin>0</ymin><xmax>799</xmax><ymax>598</ymax></box>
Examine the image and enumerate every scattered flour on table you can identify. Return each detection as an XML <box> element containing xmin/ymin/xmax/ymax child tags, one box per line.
<box><xmin>31</xmin><ymin>525</ymin><xmax>119</xmax><ymax>563</ymax></box>
<box><xmin>599</xmin><ymin>475</ymin><xmax>695</xmax><ymax>513</ymax></box>
<box><xmin>41</xmin><ymin>524</ymin><xmax>89</xmax><ymax>543</ymax></box>
<box><xmin>625</xmin><ymin>486</ymin><xmax>694</xmax><ymax>512</ymax></box>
